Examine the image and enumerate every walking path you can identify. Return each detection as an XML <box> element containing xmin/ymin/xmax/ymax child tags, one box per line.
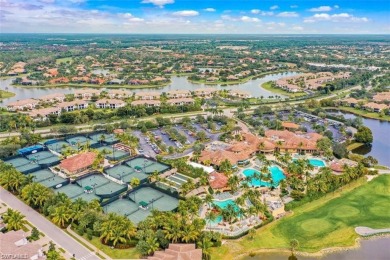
<box><xmin>355</xmin><ymin>227</ymin><xmax>390</xmax><ymax>236</ymax></box>
<box><xmin>0</xmin><ymin>187</ymin><xmax>101</xmax><ymax>260</ymax></box>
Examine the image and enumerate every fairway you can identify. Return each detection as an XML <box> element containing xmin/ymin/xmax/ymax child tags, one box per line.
<box><xmin>211</xmin><ymin>175</ymin><xmax>390</xmax><ymax>258</ymax></box>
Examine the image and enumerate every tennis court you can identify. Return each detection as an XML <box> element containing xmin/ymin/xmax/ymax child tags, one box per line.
<box><xmin>28</xmin><ymin>169</ymin><xmax>67</xmax><ymax>188</ymax></box>
<box><xmin>76</xmin><ymin>174</ymin><xmax>127</xmax><ymax>197</ymax></box>
<box><xmin>96</xmin><ymin>146</ymin><xmax>129</xmax><ymax>161</ymax></box>
<box><xmin>5</xmin><ymin>157</ymin><xmax>41</xmax><ymax>174</ymax></box>
<box><xmin>125</xmin><ymin>157</ymin><xmax>170</xmax><ymax>174</ymax></box>
<box><xmin>55</xmin><ymin>184</ymin><xmax>100</xmax><ymax>202</ymax></box>
<box><xmin>105</xmin><ymin>164</ymin><xmax>149</xmax><ymax>183</ymax></box>
<box><xmin>26</xmin><ymin>151</ymin><xmax>60</xmax><ymax>167</ymax></box>
<box><xmin>46</xmin><ymin>141</ymin><xmax>70</xmax><ymax>153</ymax></box>
<box><xmin>129</xmin><ymin>187</ymin><xmax>178</xmax><ymax>212</ymax></box>
<box><xmin>5</xmin><ymin>157</ymin><xmax>31</xmax><ymax>167</ymax></box>
<box><xmin>89</xmin><ymin>133</ymin><xmax>118</xmax><ymax>144</ymax></box>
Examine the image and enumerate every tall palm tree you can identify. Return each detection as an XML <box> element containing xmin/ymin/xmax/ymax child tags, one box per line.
<box><xmin>51</xmin><ymin>205</ymin><xmax>74</xmax><ymax>228</ymax></box>
<box><xmin>145</xmin><ymin>236</ymin><xmax>160</xmax><ymax>256</ymax></box>
<box><xmin>197</xmin><ymin>235</ymin><xmax>213</xmax><ymax>260</ymax></box>
<box><xmin>3</xmin><ymin>208</ymin><xmax>27</xmax><ymax>231</ymax></box>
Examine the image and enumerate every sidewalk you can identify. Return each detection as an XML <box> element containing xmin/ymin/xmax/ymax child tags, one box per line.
<box><xmin>66</xmin><ymin>226</ymin><xmax>112</xmax><ymax>260</ymax></box>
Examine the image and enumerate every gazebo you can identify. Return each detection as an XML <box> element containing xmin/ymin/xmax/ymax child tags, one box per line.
<box><xmin>135</xmin><ymin>166</ymin><xmax>142</xmax><ymax>172</ymax></box>
<box><xmin>139</xmin><ymin>201</ymin><xmax>148</xmax><ymax>210</ymax></box>
<box><xmin>84</xmin><ymin>186</ymin><xmax>93</xmax><ymax>194</ymax></box>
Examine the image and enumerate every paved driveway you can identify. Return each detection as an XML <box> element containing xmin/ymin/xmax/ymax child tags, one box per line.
<box><xmin>0</xmin><ymin>187</ymin><xmax>100</xmax><ymax>260</ymax></box>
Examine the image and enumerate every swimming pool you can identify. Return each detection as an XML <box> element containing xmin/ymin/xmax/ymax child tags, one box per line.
<box><xmin>308</xmin><ymin>158</ymin><xmax>326</xmax><ymax>167</ymax></box>
<box><xmin>207</xmin><ymin>199</ymin><xmax>240</xmax><ymax>225</ymax></box>
<box><xmin>243</xmin><ymin>166</ymin><xmax>286</xmax><ymax>187</ymax></box>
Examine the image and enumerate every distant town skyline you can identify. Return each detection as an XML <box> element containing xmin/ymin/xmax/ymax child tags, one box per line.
<box><xmin>1</xmin><ymin>0</ymin><xmax>389</xmax><ymax>34</ymax></box>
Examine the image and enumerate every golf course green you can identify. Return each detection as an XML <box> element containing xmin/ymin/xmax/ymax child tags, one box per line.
<box><xmin>211</xmin><ymin>175</ymin><xmax>390</xmax><ymax>259</ymax></box>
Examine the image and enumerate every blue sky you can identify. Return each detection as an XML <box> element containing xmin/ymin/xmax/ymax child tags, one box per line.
<box><xmin>1</xmin><ymin>0</ymin><xmax>389</xmax><ymax>33</ymax></box>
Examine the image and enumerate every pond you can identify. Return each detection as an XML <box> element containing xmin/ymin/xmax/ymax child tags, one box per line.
<box><xmin>242</xmin><ymin>237</ymin><xmax>390</xmax><ymax>260</ymax></box>
<box><xmin>328</xmin><ymin>110</ymin><xmax>390</xmax><ymax>167</ymax></box>
<box><xmin>0</xmin><ymin>71</ymin><xmax>300</xmax><ymax>106</ymax></box>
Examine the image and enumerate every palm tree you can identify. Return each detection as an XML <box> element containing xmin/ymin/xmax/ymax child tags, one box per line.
<box><xmin>204</xmin><ymin>194</ymin><xmax>214</xmax><ymax>209</ymax></box>
<box><xmin>145</xmin><ymin>236</ymin><xmax>160</xmax><ymax>255</ymax></box>
<box><xmin>227</xmin><ymin>175</ymin><xmax>240</xmax><ymax>193</ymax></box>
<box><xmin>2</xmin><ymin>208</ymin><xmax>27</xmax><ymax>231</ymax></box>
<box><xmin>197</xmin><ymin>235</ymin><xmax>213</xmax><ymax>260</ymax></box>
<box><xmin>51</xmin><ymin>205</ymin><xmax>74</xmax><ymax>228</ymax></box>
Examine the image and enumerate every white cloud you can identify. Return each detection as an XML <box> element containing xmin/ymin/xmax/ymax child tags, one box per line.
<box><xmin>270</xmin><ymin>5</ymin><xmax>279</xmax><ymax>10</ymax></box>
<box><xmin>290</xmin><ymin>5</ymin><xmax>298</xmax><ymax>8</ymax></box>
<box><xmin>240</xmin><ymin>16</ymin><xmax>260</xmax><ymax>22</ymax></box>
<box><xmin>250</xmin><ymin>9</ymin><xmax>273</xmax><ymax>16</ymax></box>
<box><xmin>309</xmin><ymin>6</ymin><xmax>332</xmax><ymax>12</ymax></box>
<box><xmin>204</xmin><ymin>8</ymin><xmax>216</xmax><ymax>12</ymax></box>
<box><xmin>173</xmin><ymin>10</ymin><xmax>199</xmax><ymax>17</ymax></box>
<box><xmin>292</xmin><ymin>26</ymin><xmax>304</xmax><ymax>31</ymax></box>
<box><xmin>38</xmin><ymin>0</ymin><xmax>55</xmax><ymax>3</ymax></box>
<box><xmin>304</xmin><ymin>13</ymin><xmax>369</xmax><ymax>23</ymax></box>
<box><xmin>141</xmin><ymin>0</ymin><xmax>174</xmax><ymax>8</ymax></box>
<box><xmin>334</xmin><ymin>5</ymin><xmax>340</xmax><ymax>9</ymax></box>
<box><xmin>277</xmin><ymin>12</ymin><xmax>299</xmax><ymax>18</ymax></box>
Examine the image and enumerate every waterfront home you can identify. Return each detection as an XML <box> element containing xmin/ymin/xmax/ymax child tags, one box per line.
<box><xmin>27</xmin><ymin>107</ymin><xmax>62</xmax><ymax>120</ymax></box>
<box><xmin>166</xmin><ymin>98</ymin><xmax>195</xmax><ymax>106</ymax></box>
<box><xmin>39</xmin><ymin>93</ymin><xmax>66</xmax><ymax>103</ymax></box>
<box><xmin>167</xmin><ymin>90</ymin><xmax>192</xmax><ymax>99</ymax></box>
<box><xmin>134</xmin><ymin>91</ymin><xmax>161</xmax><ymax>100</ymax></box>
<box><xmin>341</xmin><ymin>97</ymin><xmax>359</xmax><ymax>107</ymax></box>
<box><xmin>95</xmin><ymin>98</ymin><xmax>126</xmax><ymax>109</ymax></box>
<box><xmin>372</xmin><ymin>91</ymin><xmax>390</xmax><ymax>103</ymax></box>
<box><xmin>229</xmin><ymin>90</ymin><xmax>252</xmax><ymax>98</ymax></box>
<box><xmin>363</xmin><ymin>102</ymin><xmax>389</xmax><ymax>113</ymax></box>
<box><xmin>107</xmin><ymin>89</ymin><xmax>132</xmax><ymax>99</ymax></box>
<box><xmin>71</xmin><ymin>76</ymin><xmax>90</xmax><ymax>83</ymax></box>
<box><xmin>193</xmin><ymin>88</ymin><xmax>218</xmax><ymax>98</ymax></box>
<box><xmin>59</xmin><ymin>152</ymin><xmax>96</xmax><ymax>175</ymax></box>
<box><xmin>131</xmin><ymin>100</ymin><xmax>161</xmax><ymax>107</ymax></box>
<box><xmin>74</xmin><ymin>89</ymin><xmax>100</xmax><ymax>99</ymax></box>
<box><xmin>58</xmin><ymin>100</ymin><xmax>88</xmax><ymax>112</ymax></box>
<box><xmin>49</xmin><ymin>77</ymin><xmax>70</xmax><ymax>84</ymax></box>
<box><xmin>7</xmin><ymin>99</ymin><xmax>38</xmax><ymax>111</ymax></box>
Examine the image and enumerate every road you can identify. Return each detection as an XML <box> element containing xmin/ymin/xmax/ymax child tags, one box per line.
<box><xmin>0</xmin><ymin>187</ymin><xmax>100</xmax><ymax>260</ymax></box>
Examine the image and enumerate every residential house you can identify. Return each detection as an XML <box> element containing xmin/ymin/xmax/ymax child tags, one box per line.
<box><xmin>39</xmin><ymin>93</ymin><xmax>66</xmax><ymax>103</ymax></box>
<box><xmin>193</xmin><ymin>88</ymin><xmax>218</xmax><ymax>98</ymax></box>
<box><xmin>166</xmin><ymin>98</ymin><xmax>195</xmax><ymax>106</ymax></box>
<box><xmin>229</xmin><ymin>90</ymin><xmax>251</xmax><ymax>98</ymax></box>
<box><xmin>167</xmin><ymin>90</ymin><xmax>192</xmax><ymax>99</ymax></box>
<box><xmin>27</xmin><ymin>107</ymin><xmax>62</xmax><ymax>121</ymax></box>
<box><xmin>7</xmin><ymin>99</ymin><xmax>38</xmax><ymax>111</ymax></box>
<box><xmin>0</xmin><ymin>230</ymin><xmax>44</xmax><ymax>260</ymax></box>
<box><xmin>363</xmin><ymin>102</ymin><xmax>389</xmax><ymax>112</ymax></box>
<box><xmin>74</xmin><ymin>89</ymin><xmax>100</xmax><ymax>99</ymax></box>
<box><xmin>147</xmin><ymin>244</ymin><xmax>202</xmax><ymax>260</ymax></box>
<box><xmin>107</xmin><ymin>89</ymin><xmax>132</xmax><ymax>99</ymax></box>
<box><xmin>341</xmin><ymin>97</ymin><xmax>359</xmax><ymax>108</ymax></box>
<box><xmin>131</xmin><ymin>100</ymin><xmax>161</xmax><ymax>107</ymax></box>
<box><xmin>96</xmin><ymin>99</ymin><xmax>126</xmax><ymax>109</ymax></box>
<box><xmin>58</xmin><ymin>100</ymin><xmax>88</xmax><ymax>112</ymax></box>
<box><xmin>134</xmin><ymin>91</ymin><xmax>161</xmax><ymax>100</ymax></box>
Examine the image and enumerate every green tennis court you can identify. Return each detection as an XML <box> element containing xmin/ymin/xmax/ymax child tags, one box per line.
<box><xmin>96</xmin><ymin>146</ymin><xmax>129</xmax><ymax>160</ymax></box>
<box><xmin>128</xmin><ymin>187</ymin><xmax>178</xmax><ymax>212</ymax></box>
<box><xmin>29</xmin><ymin>170</ymin><xmax>67</xmax><ymax>188</ymax></box>
<box><xmin>26</xmin><ymin>151</ymin><xmax>55</xmax><ymax>160</ymax></box>
<box><xmin>125</xmin><ymin>157</ymin><xmax>169</xmax><ymax>174</ymax></box>
<box><xmin>5</xmin><ymin>157</ymin><xmax>30</xmax><ymax>167</ymax></box>
<box><xmin>105</xmin><ymin>164</ymin><xmax>149</xmax><ymax>183</ymax></box>
<box><xmin>55</xmin><ymin>184</ymin><xmax>100</xmax><ymax>202</ymax></box>
<box><xmin>89</xmin><ymin>133</ymin><xmax>118</xmax><ymax>144</ymax></box>
<box><xmin>15</xmin><ymin>163</ymin><xmax>41</xmax><ymax>174</ymax></box>
<box><xmin>46</xmin><ymin>141</ymin><xmax>70</xmax><ymax>153</ymax></box>
<box><xmin>76</xmin><ymin>174</ymin><xmax>126</xmax><ymax>197</ymax></box>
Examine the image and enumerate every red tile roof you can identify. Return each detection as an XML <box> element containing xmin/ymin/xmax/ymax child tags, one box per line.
<box><xmin>209</xmin><ymin>172</ymin><xmax>228</xmax><ymax>189</ymax></box>
<box><xmin>59</xmin><ymin>152</ymin><xmax>96</xmax><ymax>174</ymax></box>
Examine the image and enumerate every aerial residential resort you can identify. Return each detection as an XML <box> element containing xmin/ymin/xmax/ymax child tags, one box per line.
<box><xmin>0</xmin><ymin>2</ymin><xmax>390</xmax><ymax>259</ymax></box>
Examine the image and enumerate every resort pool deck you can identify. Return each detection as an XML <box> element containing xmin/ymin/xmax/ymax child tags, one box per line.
<box><xmin>242</xmin><ymin>166</ymin><xmax>286</xmax><ymax>187</ymax></box>
<box><xmin>207</xmin><ymin>199</ymin><xmax>240</xmax><ymax>226</ymax></box>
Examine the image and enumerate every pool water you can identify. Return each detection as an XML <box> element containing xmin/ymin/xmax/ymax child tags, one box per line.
<box><xmin>243</xmin><ymin>166</ymin><xmax>286</xmax><ymax>187</ymax></box>
<box><xmin>308</xmin><ymin>158</ymin><xmax>326</xmax><ymax>167</ymax></box>
<box><xmin>207</xmin><ymin>199</ymin><xmax>240</xmax><ymax>225</ymax></box>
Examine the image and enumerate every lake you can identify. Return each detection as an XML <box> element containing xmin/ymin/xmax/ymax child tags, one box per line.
<box><xmin>0</xmin><ymin>71</ymin><xmax>299</xmax><ymax>106</ymax></box>
<box><xmin>242</xmin><ymin>237</ymin><xmax>390</xmax><ymax>260</ymax></box>
<box><xmin>329</xmin><ymin>110</ymin><xmax>390</xmax><ymax>167</ymax></box>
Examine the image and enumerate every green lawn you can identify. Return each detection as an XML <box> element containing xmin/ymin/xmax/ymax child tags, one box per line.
<box><xmin>55</xmin><ymin>57</ymin><xmax>73</xmax><ymax>64</ymax></box>
<box><xmin>211</xmin><ymin>175</ymin><xmax>390</xmax><ymax>259</ymax></box>
<box><xmin>261</xmin><ymin>81</ymin><xmax>306</xmax><ymax>97</ymax></box>
<box><xmin>324</xmin><ymin>106</ymin><xmax>390</xmax><ymax>122</ymax></box>
<box><xmin>347</xmin><ymin>142</ymin><xmax>364</xmax><ymax>151</ymax></box>
<box><xmin>0</xmin><ymin>90</ymin><xmax>15</xmax><ymax>99</ymax></box>
<box><xmin>86</xmin><ymin>236</ymin><xmax>140</xmax><ymax>259</ymax></box>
